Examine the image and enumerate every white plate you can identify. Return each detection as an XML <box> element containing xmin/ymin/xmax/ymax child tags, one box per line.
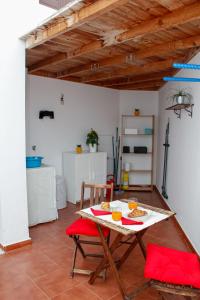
<box><xmin>124</xmin><ymin>209</ymin><xmax>152</xmax><ymax>222</ymax></box>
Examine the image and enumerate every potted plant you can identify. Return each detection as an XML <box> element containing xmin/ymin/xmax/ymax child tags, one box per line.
<box><xmin>86</xmin><ymin>128</ymin><xmax>99</xmax><ymax>153</ymax></box>
<box><xmin>171</xmin><ymin>89</ymin><xmax>192</xmax><ymax>105</ymax></box>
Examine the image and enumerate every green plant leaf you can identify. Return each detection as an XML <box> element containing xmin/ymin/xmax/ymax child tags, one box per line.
<box><xmin>86</xmin><ymin>128</ymin><xmax>99</xmax><ymax>146</ymax></box>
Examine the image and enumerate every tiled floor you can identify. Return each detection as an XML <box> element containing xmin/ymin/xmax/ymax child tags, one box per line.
<box><xmin>0</xmin><ymin>191</ymin><xmax>195</xmax><ymax>300</ymax></box>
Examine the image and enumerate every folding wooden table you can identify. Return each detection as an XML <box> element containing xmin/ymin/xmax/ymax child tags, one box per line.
<box><xmin>77</xmin><ymin>199</ymin><xmax>175</xmax><ymax>300</ymax></box>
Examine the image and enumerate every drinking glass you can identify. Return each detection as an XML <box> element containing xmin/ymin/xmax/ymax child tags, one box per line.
<box><xmin>112</xmin><ymin>207</ymin><xmax>122</xmax><ymax>221</ymax></box>
<box><xmin>127</xmin><ymin>198</ymin><xmax>138</xmax><ymax>210</ymax></box>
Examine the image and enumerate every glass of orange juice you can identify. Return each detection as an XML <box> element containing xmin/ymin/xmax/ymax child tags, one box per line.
<box><xmin>112</xmin><ymin>207</ymin><xmax>122</xmax><ymax>221</ymax></box>
<box><xmin>128</xmin><ymin>201</ymin><xmax>138</xmax><ymax>210</ymax></box>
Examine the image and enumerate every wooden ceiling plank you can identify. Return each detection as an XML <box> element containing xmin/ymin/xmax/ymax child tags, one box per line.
<box><xmin>28</xmin><ymin>2</ymin><xmax>200</xmax><ymax>72</ymax></box>
<box><xmin>57</xmin><ymin>54</ymin><xmax>129</xmax><ymax>78</ymax></box>
<box><xmin>114</xmin><ymin>80</ymin><xmax>164</xmax><ymax>89</ymax></box>
<box><xmin>103</xmin><ymin>71</ymin><xmax>174</xmax><ymax>87</ymax></box>
<box><xmin>30</xmin><ymin>70</ymin><xmax>58</xmax><ymax>78</ymax></box>
<box><xmin>155</xmin><ymin>0</ymin><xmax>184</xmax><ymax>10</ymax></box>
<box><xmin>119</xmin><ymin>87</ymin><xmax>161</xmax><ymax>90</ymax></box>
<box><xmin>56</xmin><ymin>34</ymin><xmax>200</xmax><ymax>78</ymax></box>
<box><xmin>81</xmin><ymin>57</ymin><xmax>184</xmax><ymax>83</ymax></box>
<box><xmin>116</xmin><ymin>1</ymin><xmax>200</xmax><ymax>43</ymax></box>
<box><xmin>29</xmin><ymin>53</ymin><xmax>68</xmax><ymax>72</ymax></box>
<box><xmin>26</xmin><ymin>0</ymin><xmax>130</xmax><ymax>49</ymax></box>
<box><xmin>137</xmin><ymin>34</ymin><xmax>200</xmax><ymax>59</ymax></box>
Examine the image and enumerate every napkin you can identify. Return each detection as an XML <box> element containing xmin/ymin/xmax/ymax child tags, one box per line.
<box><xmin>90</xmin><ymin>208</ymin><xmax>112</xmax><ymax>216</ymax></box>
<box><xmin>121</xmin><ymin>217</ymin><xmax>143</xmax><ymax>225</ymax></box>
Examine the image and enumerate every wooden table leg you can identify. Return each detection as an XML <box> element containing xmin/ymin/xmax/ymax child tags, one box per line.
<box><xmin>117</xmin><ymin>230</ymin><xmax>147</xmax><ymax>269</ymax></box>
<box><xmin>95</xmin><ymin>224</ymin><xmax>127</xmax><ymax>300</ymax></box>
<box><xmin>136</xmin><ymin>231</ymin><xmax>147</xmax><ymax>259</ymax></box>
<box><xmin>89</xmin><ymin>228</ymin><xmax>148</xmax><ymax>300</ymax></box>
<box><xmin>89</xmin><ymin>231</ymin><xmax>123</xmax><ymax>285</ymax></box>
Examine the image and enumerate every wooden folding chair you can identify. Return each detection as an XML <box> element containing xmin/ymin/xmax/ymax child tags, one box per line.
<box><xmin>144</xmin><ymin>244</ymin><xmax>200</xmax><ymax>300</ymax></box>
<box><xmin>150</xmin><ymin>280</ymin><xmax>200</xmax><ymax>300</ymax></box>
<box><xmin>66</xmin><ymin>182</ymin><xmax>113</xmax><ymax>278</ymax></box>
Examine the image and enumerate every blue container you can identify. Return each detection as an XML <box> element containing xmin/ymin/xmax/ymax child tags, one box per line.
<box><xmin>26</xmin><ymin>156</ymin><xmax>43</xmax><ymax>168</ymax></box>
<box><xmin>144</xmin><ymin>128</ymin><xmax>153</xmax><ymax>135</ymax></box>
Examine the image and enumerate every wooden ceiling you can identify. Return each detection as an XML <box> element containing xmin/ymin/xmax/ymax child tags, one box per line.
<box><xmin>25</xmin><ymin>0</ymin><xmax>200</xmax><ymax>91</ymax></box>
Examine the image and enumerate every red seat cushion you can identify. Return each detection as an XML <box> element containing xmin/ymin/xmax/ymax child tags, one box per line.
<box><xmin>144</xmin><ymin>244</ymin><xmax>200</xmax><ymax>289</ymax></box>
<box><xmin>66</xmin><ymin>218</ymin><xmax>110</xmax><ymax>237</ymax></box>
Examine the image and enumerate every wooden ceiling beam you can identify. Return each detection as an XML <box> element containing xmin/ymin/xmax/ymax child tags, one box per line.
<box><xmin>56</xmin><ymin>34</ymin><xmax>200</xmax><ymax>78</ymax></box>
<box><xmin>29</xmin><ymin>53</ymin><xmax>68</xmax><ymax>72</ymax></box>
<box><xmin>28</xmin><ymin>2</ymin><xmax>200</xmax><ymax>72</ymax></box>
<box><xmin>114</xmin><ymin>80</ymin><xmax>164</xmax><ymax>89</ymax></box>
<box><xmin>28</xmin><ymin>40</ymin><xmax>103</xmax><ymax>73</ymax></box>
<box><xmin>102</xmin><ymin>71</ymin><xmax>174</xmax><ymax>87</ymax></box>
<box><xmin>136</xmin><ymin>34</ymin><xmax>200</xmax><ymax>59</ymax></box>
<box><xmin>116</xmin><ymin>2</ymin><xmax>200</xmax><ymax>43</ymax></box>
<box><xmin>26</xmin><ymin>0</ymin><xmax>130</xmax><ymax>49</ymax></box>
<box><xmin>30</xmin><ymin>70</ymin><xmax>82</xmax><ymax>84</ymax></box>
<box><xmin>30</xmin><ymin>70</ymin><xmax>57</xmax><ymax>78</ymax></box>
<box><xmin>117</xmin><ymin>86</ymin><xmax>160</xmax><ymax>91</ymax></box>
<box><xmin>81</xmin><ymin>58</ymin><xmax>179</xmax><ymax>83</ymax></box>
<box><xmin>56</xmin><ymin>54</ymin><xmax>128</xmax><ymax>78</ymax></box>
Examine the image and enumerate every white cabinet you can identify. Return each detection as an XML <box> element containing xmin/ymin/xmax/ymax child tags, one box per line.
<box><xmin>62</xmin><ymin>152</ymin><xmax>107</xmax><ymax>204</ymax></box>
<box><xmin>26</xmin><ymin>165</ymin><xmax>58</xmax><ymax>226</ymax></box>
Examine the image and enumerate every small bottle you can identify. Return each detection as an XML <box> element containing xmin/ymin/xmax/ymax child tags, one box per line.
<box><xmin>76</xmin><ymin>145</ymin><xmax>82</xmax><ymax>154</ymax></box>
<box><xmin>134</xmin><ymin>108</ymin><xmax>140</xmax><ymax>116</ymax></box>
<box><xmin>122</xmin><ymin>170</ymin><xmax>129</xmax><ymax>190</ymax></box>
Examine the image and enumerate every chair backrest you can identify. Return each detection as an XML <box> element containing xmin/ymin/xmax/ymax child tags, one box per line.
<box><xmin>80</xmin><ymin>182</ymin><xmax>114</xmax><ymax>209</ymax></box>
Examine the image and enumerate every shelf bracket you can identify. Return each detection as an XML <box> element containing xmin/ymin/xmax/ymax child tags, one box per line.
<box><xmin>174</xmin><ymin>108</ymin><xmax>181</xmax><ymax>119</ymax></box>
<box><xmin>184</xmin><ymin>104</ymin><xmax>194</xmax><ymax>118</ymax></box>
<box><xmin>166</xmin><ymin>104</ymin><xmax>194</xmax><ymax>119</ymax></box>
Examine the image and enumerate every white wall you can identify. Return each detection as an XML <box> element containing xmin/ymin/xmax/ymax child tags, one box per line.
<box><xmin>157</xmin><ymin>53</ymin><xmax>200</xmax><ymax>253</ymax></box>
<box><xmin>26</xmin><ymin>76</ymin><xmax>119</xmax><ymax>175</ymax></box>
<box><xmin>26</xmin><ymin>78</ymin><xmax>159</xmax><ymax>181</ymax></box>
<box><xmin>0</xmin><ymin>1</ymin><xmax>53</xmax><ymax>246</ymax></box>
<box><xmin>119</xmin><ymin>91</ymin><xmax>159</xmax><ymax>184</ymax></box>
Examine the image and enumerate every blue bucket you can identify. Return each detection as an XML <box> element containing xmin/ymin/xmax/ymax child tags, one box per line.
<box><xmin>26</xmin><ymin>156</ymin><xmax>44</xmax><ymax>168</ymax></box>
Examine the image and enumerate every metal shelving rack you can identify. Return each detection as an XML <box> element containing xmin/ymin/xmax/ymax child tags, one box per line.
<box><xmin>120</xmin><ymin>115</ymin><xmax>155</xmax><ymax>192</ymax></box>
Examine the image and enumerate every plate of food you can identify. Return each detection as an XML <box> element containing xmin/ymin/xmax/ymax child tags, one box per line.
<box><xmin>100</xmin><ymin>202</ymin><xmax>111</xmax><ymax>211</ymax></box>
<box><xmin>125</xmin><ymin>207</ymin><xmax>152</xmax><ymax>222</ymax></box>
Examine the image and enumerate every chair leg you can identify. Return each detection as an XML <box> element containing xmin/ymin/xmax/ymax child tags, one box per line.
<box><xmin>70</xmin><ymin>242</ymin><xmax>78</xmax><ymax>278</ymax></box>
<box><xmin>158</xmin><ymin>292</ymin><xmax>166</xmax><ymax>300</ymax></box>
<box><xmin>73</xmin><ymin>236</ymin><xmax>86</xmax><ymax>259</ymax></box>
<box><xmin>102</xmin><ymin>233</ymin><xmax>111</xmax><ymax>281</ymax></box>
<box><xmin>70</xmin><ymin>233</ymin><xmax>111</xmax><ymax>280</ymax></box>
<box><xmin>70</xmin><ymin>235</ymin><xmax>86</xmax><ymax>278</ymax></box>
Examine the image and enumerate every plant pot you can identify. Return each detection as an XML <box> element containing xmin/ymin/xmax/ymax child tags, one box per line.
<box><xmin>176</xmin><ymin>95</ymin><xmax>184</xmax><ymax>104</ymax></box>
<box><xmin>89</xmin><ymin>144</ymin><xmax>97</xmax><ymax>153</ymax></box>
<box><xmin>174</xmin><ymin>95</ymin><xmax>191</xmax><ymax>105</ymax></box>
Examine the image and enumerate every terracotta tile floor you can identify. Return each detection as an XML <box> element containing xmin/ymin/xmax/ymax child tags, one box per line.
<box><xmin>0</xmin><ymin>191</ymin><xmax>195</xmax><ymax>300</ymax></box>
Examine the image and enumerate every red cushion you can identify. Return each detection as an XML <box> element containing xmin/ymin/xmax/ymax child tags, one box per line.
<box><xmin>66</xmin><ymin>218</ymin><xmax>110</xmax><ymax>237</ymax></box>
<box><xmin>144</xmin><ymin>244</ymin><xmax>200</xmax><ymax>289</ymax></box>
